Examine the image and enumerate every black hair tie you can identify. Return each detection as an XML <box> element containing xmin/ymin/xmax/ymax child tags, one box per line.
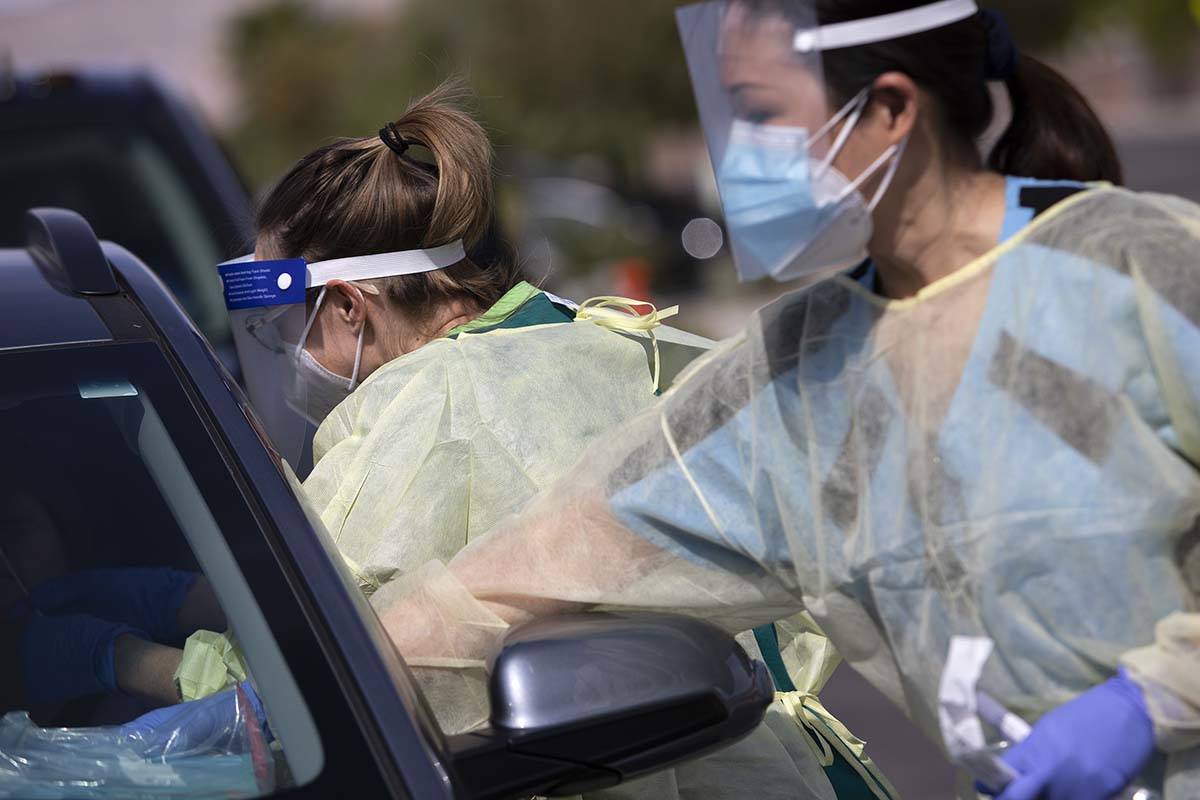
<box><xmin>981</xmin><ymin>9</ymin><xmax>1019</xmax><ymax>81</ymax></box>
<box><xmin>379</xmin><ymin>122</ymin><xmax>410</xmax><ymax>156</ymax></box>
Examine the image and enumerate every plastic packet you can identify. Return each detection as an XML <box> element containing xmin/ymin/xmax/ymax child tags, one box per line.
<box><xmin>0</xmin><ymin>685</ymin><xmax>273</xmax><ymax>798</ymax></box>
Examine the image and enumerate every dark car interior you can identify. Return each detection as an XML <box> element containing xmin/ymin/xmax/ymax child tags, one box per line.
<box><xmin>0</xmin><ymin>345</ymin><xmax>208</xmax><ymax>728</ymax></box>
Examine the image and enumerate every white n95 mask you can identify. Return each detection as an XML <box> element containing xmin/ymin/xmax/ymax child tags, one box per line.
<box><xmin>287</xmin><ymin>282</ymin><xmax>376</xmax><ymax>425</ymax></box>
<box><xmin>292</xmin><ymin>346</ymin><xmax>359</xmax><ymax>425</ymax></box>
<box><xmin>716</xmin><ymin>89</ymin><xmax>907</xmax><ymax>282</ymax></box>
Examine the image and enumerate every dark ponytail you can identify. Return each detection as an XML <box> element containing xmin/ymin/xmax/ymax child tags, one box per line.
<box><xmin>989</xmin><ymin>54</ymin><xmax>1123</xmax><ymax>184</ymax></box>
<box><xmin>735</xmin><ymin>1</ymin><xmax>1123</xmax><ymax>184</ymax></box>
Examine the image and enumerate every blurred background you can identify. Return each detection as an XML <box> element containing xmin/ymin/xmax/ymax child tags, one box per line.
<box><xmin>3</xmin><ymin>1</ymin><xmax>1199</xmax><ymax>794</ymax></box>
<box><xmin>6</xmin><ymin>0</ymin><xmax>1200</xmax><ymax>345</ymax></box>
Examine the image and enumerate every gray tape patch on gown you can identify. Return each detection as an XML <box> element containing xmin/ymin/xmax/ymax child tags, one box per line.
<box><xmin>821</xmin><ymin>385</ymin><xmax>894</xmax><ymax>531</ymax></box>
<box><xmin>987</xmin><ymin>331</ymin><xmax>1118</xmax><ymax>465</ymax></box>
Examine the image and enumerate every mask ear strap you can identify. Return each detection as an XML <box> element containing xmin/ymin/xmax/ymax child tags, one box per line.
<box><xmin>866</xmin><ymin>135</ymin><xmax>909</xmax><ymax>211</ymax></box>
<box><xmin>299</xmin><ymin>282</ymin><xmax>375</xmax><ymax>349</ymax></box>
<box><xmin>814</xmin><ymin>89</ymin><xmax>870</xmax><ymax>178</ymax></box>
<box><xmin>835</xmin><ymin>135</ymin><xmax>905</xmax><ymax>206</ymax></box>
<box><xmin>298</xmin><ymin>286</ymin><xmax>328</xmax><ymax>351</ymax></box>
<box><xmin>813</xmin><ymin>87</ymin><xmax>869</xmax><ymax>144</ymax></box>
<box><xmin>349</xmin><ymin>320</ymin><xmax>366</xmax><ymax>391</ymax></box>
<box><xmin>298</xmin><ymin>283</ymin><xmax>368</xmax><ymax>389</ymax></box>
<box><xmin>343</xmin><ymin>283</ymin><xmax>369</xmax><ymax>390</ymax></box>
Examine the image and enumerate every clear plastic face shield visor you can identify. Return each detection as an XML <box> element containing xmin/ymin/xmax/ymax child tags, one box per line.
<box><xmin>218</xmin><ymin>241</ymin><xmax>466</xmax><ymax>474</ymax></box>
<box><xmin>675</xmin><ymin>0</ymin><xmax>979</xmax><ymax>282</ymax></box>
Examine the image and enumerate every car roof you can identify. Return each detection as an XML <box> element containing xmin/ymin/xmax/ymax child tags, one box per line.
<box><xmin>0</xmin><ymin>208</ymin><xmax>209</xmax><ymax>356</ymax></box>
<box><xmin>0</xmin><ymin>247</ymin><xmax>114</xmax><ymax>350</ymax></box>
<box><xmin>0</xmin><ymin>208</ymin><xmax>160</xmax><ymax>352</ymax></box>
<box><xmin>1</xmin><ymin>69</ymin><xmax>166</xmax><ymax>114</ymax></box>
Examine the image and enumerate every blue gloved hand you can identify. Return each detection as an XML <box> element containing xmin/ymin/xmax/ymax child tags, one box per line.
<box><xmin>20</xmin><ymin>611</ymin><xmax>144</xmax><ymax>710</ymax></box>
<box><xmin>992</xmin><ymin>669</ymin><xmax>1156</xmax><ymax>800</ymax></box>
<box><xmin>121</xmin><ymin>682</ymin><xmax>270</xmax><ymax>758</ymax></box>
<box><xmin>28</xmin><ymin>568</ymin><xmax>199</xmax><ymax>645</ymax></box>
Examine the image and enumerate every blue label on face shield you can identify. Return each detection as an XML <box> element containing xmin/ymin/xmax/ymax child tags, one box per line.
<box><xmin>219</xmin><ymin>259</ymin><xmax>307</xmax><ymax>310</ymax></box>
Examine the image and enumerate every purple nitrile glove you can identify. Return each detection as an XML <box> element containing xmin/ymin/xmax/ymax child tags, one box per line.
<box><xmin>986</xmin><ymin>669</ymin><xmax>1155</xmax><ymax>800</ymax></box>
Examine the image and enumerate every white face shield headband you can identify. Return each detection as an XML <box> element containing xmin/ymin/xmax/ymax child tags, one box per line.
<box><xmin>292</xmin><ymin>240</ymin><xmax>468</xmax><ymax>396</ymax></box>
<box><xmin>219</xmin><ymin>240</ymin><xmax>467</xmax><ymax>464</ymax></box>
<box><xmin>791</xmin><ymin>0</ymin><xmax>980</xmax><ymax>54</ymax></box>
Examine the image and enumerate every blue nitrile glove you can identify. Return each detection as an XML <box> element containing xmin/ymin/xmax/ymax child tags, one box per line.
<box><xmin>121</xmin><ymin>681</ymin><xmax>270</xmax><ymax>758</ymax></box>
<box><xmin>20</xmin><ymin>611</ymin><xmax>144</xmax><ymax>709</ymax></box>
<box><xmin>990</xmin><ymin>669</ymin><xmax>1156</xmax><ymax>800</ymax></box>
<box><xmin>28</xmin><ymin>568</ymin><xmax>199</xmax><ymax>645</ymax></box>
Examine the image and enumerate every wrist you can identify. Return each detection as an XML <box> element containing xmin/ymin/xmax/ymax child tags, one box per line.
<box><xmin>114</xmin><ymin>634</ymin><xmax>185</xmax><ymax>703</ymax></box>
<box><xmin>1114</xmin><ymin>667</ymin><xmax>1152</xmax><ymax>719</ymax></box>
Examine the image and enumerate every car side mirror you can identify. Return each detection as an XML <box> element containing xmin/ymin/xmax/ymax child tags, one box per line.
<box><xmin>445</xmin><ymin>612</ymin><xmax>773</xmax><ymax>799</ymax></box>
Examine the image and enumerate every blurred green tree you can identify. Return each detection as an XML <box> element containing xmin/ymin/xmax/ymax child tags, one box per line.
<box><xmin>227</xmin><ymin>0</ymin><xmax>1198</xmax><ymax>189</ymax></box>
<box><xmin>227</xmin><ymin>1</ymin><xmax>367</xmax><ymax>186</ymax></box>
<box><xmin>227</xmin><ymin>0</ymin><xmax>695</xmax><ymax>188</ymax></box>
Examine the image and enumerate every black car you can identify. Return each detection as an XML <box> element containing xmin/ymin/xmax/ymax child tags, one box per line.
<box><xmin>0</xmin><ymin>208</ymin><xmax>772</xmax><ymax>799</ymax></box>
<box><xmin>0</xmin><ymin>69</ymin><xmax>253</xmax><ymax>363</ymax></box>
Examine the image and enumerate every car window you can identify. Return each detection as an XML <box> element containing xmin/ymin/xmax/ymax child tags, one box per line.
<box><xmin>0</xmin><ymin>342</ymin><xmax>322</xmax><ymax>798</ymax></box>
<box><xmin>0</xmin><ymin>124</ymin><xmax>229</xmax><ymax>343</ymax></box>
<box><xmin>277</xmin><ymin>460</ymin><xmax>450</xmax><ymax>745</ymax></box>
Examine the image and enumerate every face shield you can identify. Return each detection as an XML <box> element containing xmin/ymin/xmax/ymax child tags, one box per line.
<box><xmin>676</xmin><ymin>0</ymin><xmax>979</xmax><ymax>282</ymax></box>
<box><xmin>219</xmin><ymin>241</ymin><xmax>467</xmax><ymax>473</ymax></box>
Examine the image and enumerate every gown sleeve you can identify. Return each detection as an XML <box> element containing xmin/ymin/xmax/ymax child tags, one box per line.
<box><xmin>304</xmin><ymin>346</ymin><xmax>534</xmax><ymax>734</ymax></box>
<box><xmin>1118</xmin><ymin>192</ymin><xmax>1200</xmax><ymax>753</ymax></box>
<box><xmin>373</xmin><ymin>329</ymin><xmax>809</xmax><ymax>672</ymax></box>
<box><xmin>303</xmin><ymin>348</ymin><xmax>476</xmax><ymax>594</ymax></box>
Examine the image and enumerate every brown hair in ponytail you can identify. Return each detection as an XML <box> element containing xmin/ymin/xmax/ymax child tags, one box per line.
<box><xmin>989</xmin><ymin>54</ymin><xmax>1123</xmax><ymax>184</ymax></box>
<box><xmin>256</xmin><ymin>79</ymin><xmax>521</xmax><ymax>326</ymax></box>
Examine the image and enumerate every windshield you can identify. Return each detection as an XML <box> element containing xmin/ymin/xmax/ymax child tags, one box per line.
<box><xmin>0</xmin><ymin>123</ymin><xmax>231</xmax><ymax>344</ymax></box>
<box><xmin>0</xmin><ymin>342</ymin><xmax>322</xmax><ymax>797</ymax></box>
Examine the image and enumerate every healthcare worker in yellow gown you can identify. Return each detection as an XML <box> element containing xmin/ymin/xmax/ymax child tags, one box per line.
<box><xmin>210</xmin><ymin>81</ymin><xmax>895</xmax><ymax>800</ymax></box>
<box><xmin>17</xmin><ymin>78</ymin><xmax>892</xmax><ymax>798</ymax></box>
<box><xmin>370</xmin><ymin>4</ymin><xmax>1200</xmax><ymax>800</ymax></box>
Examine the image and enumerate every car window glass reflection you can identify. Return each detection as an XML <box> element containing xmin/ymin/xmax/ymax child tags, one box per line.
<box><xmin>0</xmin><ymin>343</ymin><xmax>322</xmax><ymax>798</ymax></box>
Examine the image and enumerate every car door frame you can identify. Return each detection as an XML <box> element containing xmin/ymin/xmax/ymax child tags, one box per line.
<box><xmin>105</xmin><ymin>241</ymin><xmax>457</xmax><ymax>800</ymax></box>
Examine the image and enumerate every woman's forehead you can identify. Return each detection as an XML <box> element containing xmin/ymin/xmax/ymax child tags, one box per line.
<box><xmin>719</xmin><ymin>7</ymin><xmax>796</xmax><ymax>63</ymax></box>
<box><xmin>720</xmin><ymin>52</ymin><xmax>826</xmax><ymax>118</ymax></box>
<box><xmin>718</xmin><ymin>10</ymin><xmax>824</xmax><ymax>94</ymax></box>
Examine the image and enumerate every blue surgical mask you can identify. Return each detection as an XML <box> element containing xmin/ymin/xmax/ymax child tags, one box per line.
<box><xmin>716</xmin><ymin>90</ymin><xmax>906</xmax><ymax>282</ymax></box>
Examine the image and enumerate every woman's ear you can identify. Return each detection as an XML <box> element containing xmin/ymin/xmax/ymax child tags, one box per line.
<box><xmin>866</xmin><ymin>71</ymin><xmax>920</xmax><ymax>146</ymax></box>
<box><xmin>324</xmin><ymin>280</ymin><xmax>368</xmax><ymax>331</ymax></box>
